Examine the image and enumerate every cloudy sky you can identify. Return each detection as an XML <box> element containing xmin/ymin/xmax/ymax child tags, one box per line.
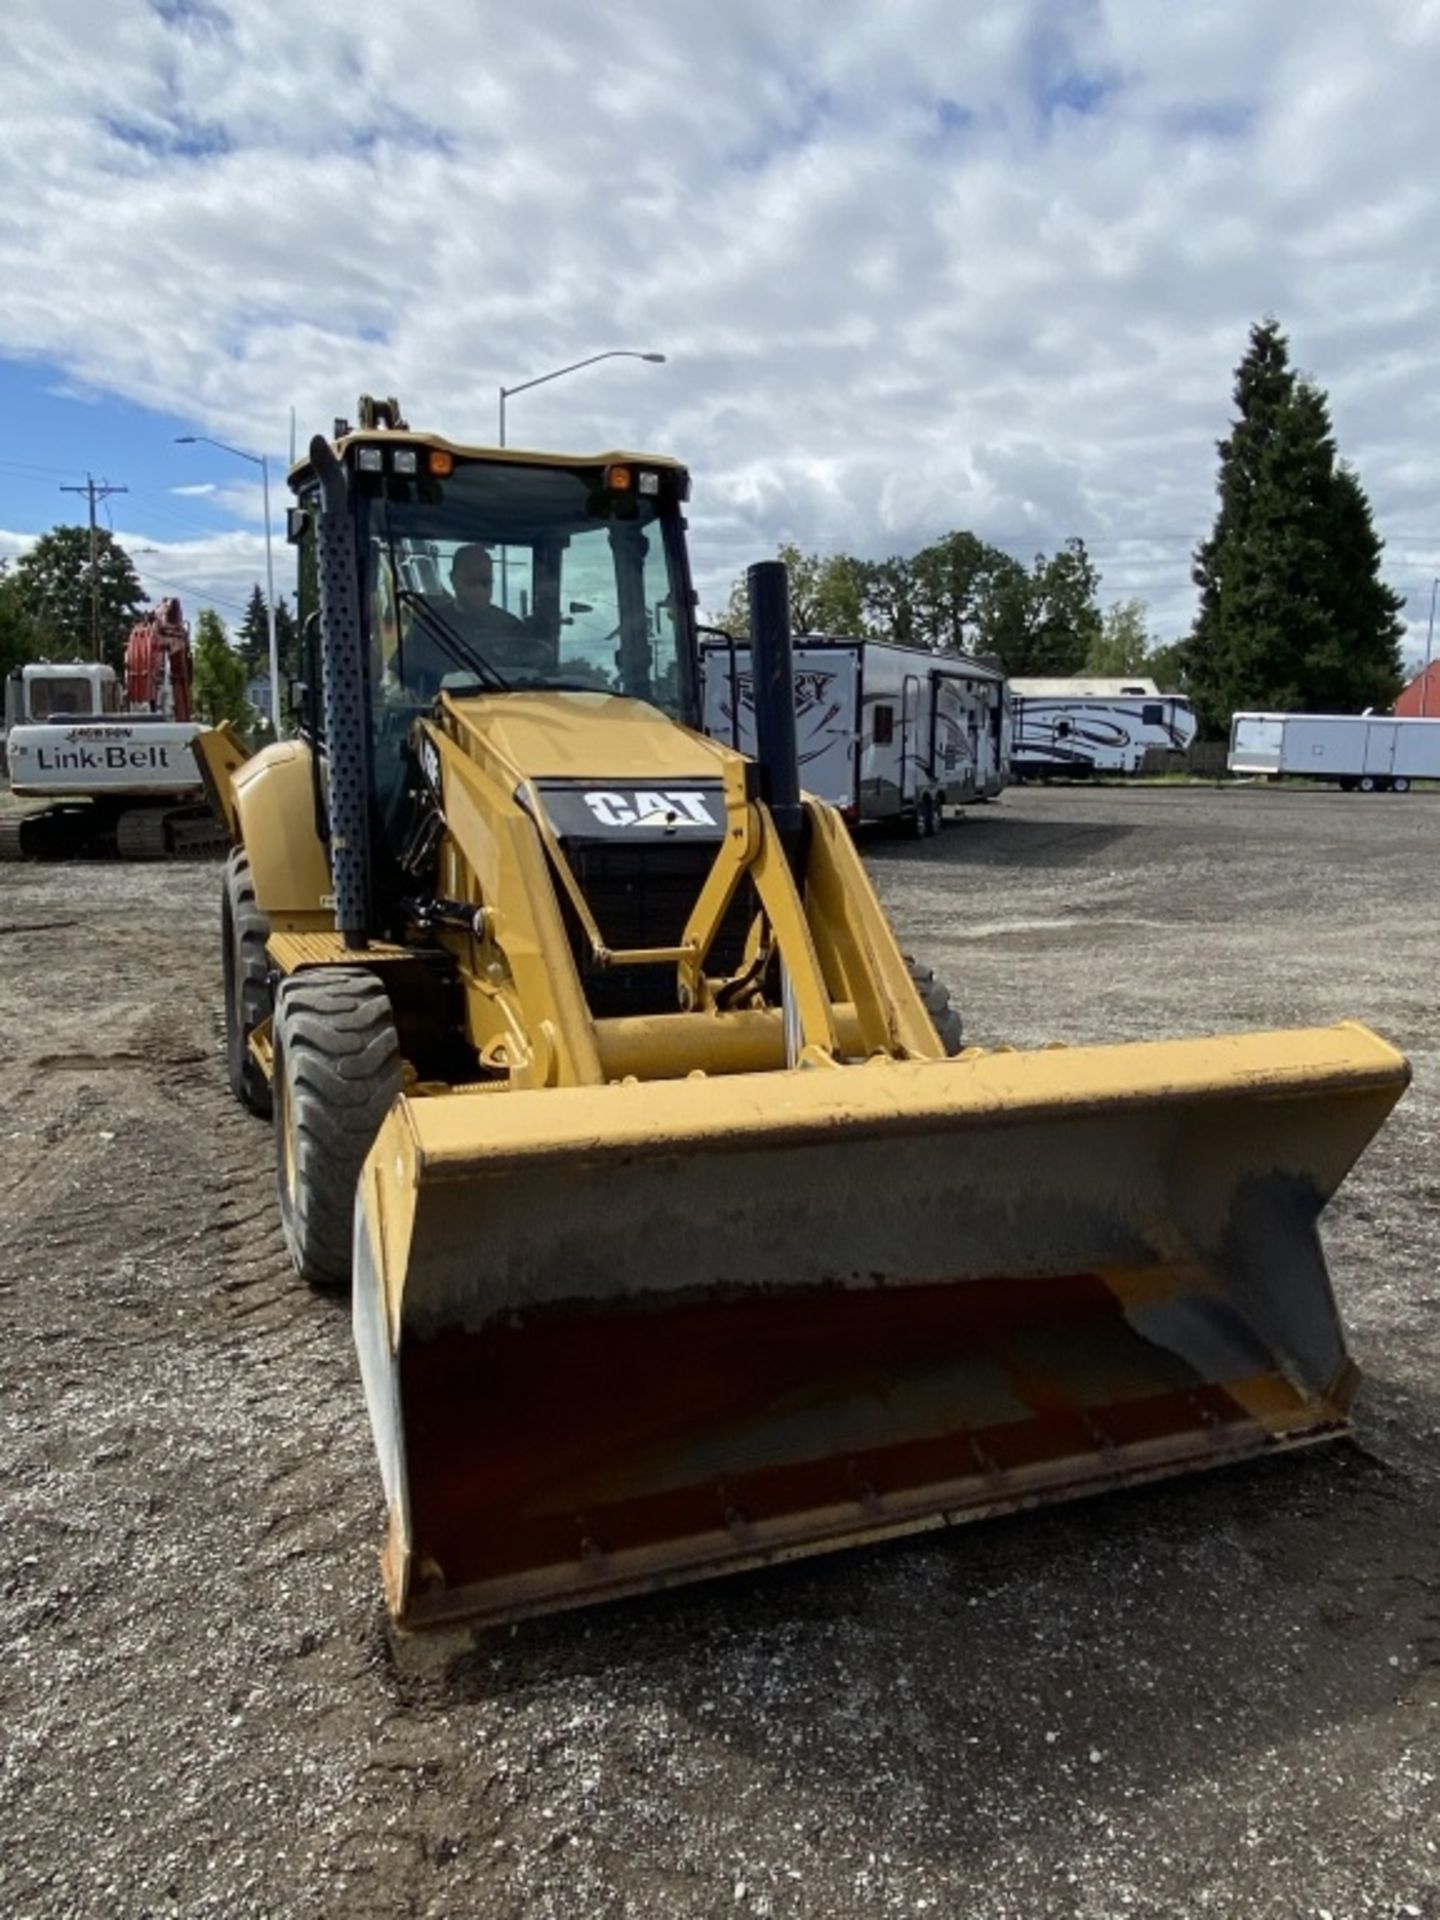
<box><xmin>2</xmin><ymin>0</ymin><xmax>1439</xmax><ymax>660</ymax></box>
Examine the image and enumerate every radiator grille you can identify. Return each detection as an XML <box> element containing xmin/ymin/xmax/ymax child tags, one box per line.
<box><xmin>562</xmin><ymin>842</ymin><xmax>755</xmax><ymax>1018</ymax></box>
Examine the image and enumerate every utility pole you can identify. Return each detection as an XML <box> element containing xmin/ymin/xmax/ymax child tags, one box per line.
<box><xmin>60</xmin><ymin>474</ymin><xmax>128</xmax><ymax>661</ymax></box>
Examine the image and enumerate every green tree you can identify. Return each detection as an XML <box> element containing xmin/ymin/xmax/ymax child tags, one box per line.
<box><xmin>1144</xmin><ymin>638</ymin><xmax>1190</xmax><ymax>692</ymax></box>
<box><xmin>980</xmin><ymin>539</ymin><xmax>1100</xmax><ymax>676</ymax></box>
<box><xmin>858</xmin><ymin>556</ymin><xmax>921</xmax><ymax>647</ymax></box>
<box><xmin>274</xmin><ymin>595</ymin><xmax>300</xmax><ymax>680</ymax></box>
<box><xmin>192</xmin><ymin>607</ymin><xmax>252</xmax><ymax>729</ymax></box>
<box><xmin>721</xmin><ymin>543</ymin><xmax>868</xmax><ymax>637</ymax></box>
<box><xmin>0</xmin><ymin>563</ymin><xmax>39</xmax><ymax>677</ymax></box>
<box><xmin>718</xmin><ymin>530</ymin><xmax>1105</xmax><ymax>672</ymax></box>
<box><xmin>1186</xmin><ymin>320</ymin><xmax>1402</xmax><ymax>733</ymax></box>
<box><xmin>909</xmin><ymin>531</ymin><xmax>1017</xmax><ymax>653</ymax></box>
<box><xmin>1085</xmin><ymin>598</ymin><xmax>1152</xmax><ymax>675</ymax></box>
<box><xmin>10</xmin><ymin>525</ymin><xmax>146</xmax><ymax>667</ymax></box>
<box><xmin>237</xmin><ymin>583</ymin><xmax>271</xmax><ymax>673</ymax></box>
<box><xmin>1311</xmin><ymin>464</ymin><xmax>1404</xmax><ymax>711</ymax></box>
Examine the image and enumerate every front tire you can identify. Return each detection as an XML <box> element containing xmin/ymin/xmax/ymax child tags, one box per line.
<box><xmin>273</xmin><ymin>968</ymin><xmax>404</xmax><ymax>1291</ymax></box>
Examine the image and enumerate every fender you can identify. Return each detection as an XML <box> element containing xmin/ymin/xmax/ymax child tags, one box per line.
<box><xmin>232</xmin><ymin>740</ymin><xmax>332</xmax><ymax>929</ymax></box>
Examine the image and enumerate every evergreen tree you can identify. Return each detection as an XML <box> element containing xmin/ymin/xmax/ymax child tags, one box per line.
<box><xmin>1314</xmin><ymin>465</ymin><xmax>1404</xmax><ymax>711</ymax></box>
<box><xmin>1187</xmin><ymin>320</ymin><xmax>1402</xmax><ymax>733</ymax></box>
<box><xmin>237</xmin><ymin>583</ymin><xmax>270</xmax><ymax>672</ymax></box>
<box><xmin>192</xmin><ymin>608</ymin><xmax>252</xmax><ymax>729</ymax></box>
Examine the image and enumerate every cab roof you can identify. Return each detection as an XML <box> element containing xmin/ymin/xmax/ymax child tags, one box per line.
<box><xmin>288</xmin><ymin>428</ymin><xmax>688</xmax><ymax>491</ymax></box>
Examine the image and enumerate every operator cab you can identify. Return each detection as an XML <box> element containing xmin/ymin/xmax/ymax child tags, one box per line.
<box><xmin>289</xmin><ymin>423</ymin><xmax>701</xmax><ymax>842</ymax></box>
<box><xmin>5</xmin><ymin>663</ymin><xmax>120</xmax><ymax>728</ymax></box>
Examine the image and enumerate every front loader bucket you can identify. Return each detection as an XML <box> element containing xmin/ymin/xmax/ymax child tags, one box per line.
<box><xmin>353</xmin><ymin>1022</ymin><xmax>1407</xmax><ymax>1631</ymax></box>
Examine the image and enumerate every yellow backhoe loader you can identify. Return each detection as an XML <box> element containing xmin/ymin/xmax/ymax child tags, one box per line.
<box><xmin>201</xmin><ymin>395</ymin><xmax>1409</xmax><ymax>1633</ymax></box>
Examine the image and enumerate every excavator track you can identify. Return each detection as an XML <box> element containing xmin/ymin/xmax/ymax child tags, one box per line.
<box><xmin>116</xmin><ymin>808</ymin><xmax>172</xmax><ymax>860</ymax></box>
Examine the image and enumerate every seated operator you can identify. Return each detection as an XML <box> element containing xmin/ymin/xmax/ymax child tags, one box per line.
<box><xmin>435</xmin><ymin>545</ymin><xmax>552</xmax><ymax>678</ymax></box>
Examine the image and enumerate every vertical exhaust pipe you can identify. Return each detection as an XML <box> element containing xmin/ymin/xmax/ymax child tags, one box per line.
<box><xmin>748</xmin><ymin>560</ymin><xmax>805</xmax><ymax>1062</ymax></box>
<box><xmin>747</xmin><ymin>560</ymin><xmax>802</xmax><ymax>839</ymax></box>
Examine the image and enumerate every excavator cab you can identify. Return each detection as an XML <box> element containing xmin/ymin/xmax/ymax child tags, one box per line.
<box><xmin>214</xmin><ymin>399</ymin><xmax>1409</xmax><ymax>1632</ymax></box>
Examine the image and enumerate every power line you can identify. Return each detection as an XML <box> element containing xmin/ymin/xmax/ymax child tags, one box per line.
<box><xmin>58</xmin><ymin>474</ymin><xmax>128</xmax><ymax>661</ymax></box>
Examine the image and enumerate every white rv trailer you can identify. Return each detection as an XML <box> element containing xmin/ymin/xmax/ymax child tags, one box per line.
<box><xmin>1228</xmin><ymin>711</ymin><xmax>1440</xmax><ymax>792</ymax></box>
<box><xmin>1010</xmin><ymin>677</ymin><xmax>1198</xmax><ymax>776</ymax></box>
<box><xmin>699</xmin><ymin>635</ymin><xmax>1009</xmax><ymax>834</ymax></box>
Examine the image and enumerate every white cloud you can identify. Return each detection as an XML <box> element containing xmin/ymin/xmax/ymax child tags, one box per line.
<box><xmin>170</xmin><ymin>482</ymin><xmax>217</xmax><ymax>497</ymax></box>
<box><xmin>3</xmin><ymin>0</ymin><xmax>1440</xmax><ymax>656</ymax></box>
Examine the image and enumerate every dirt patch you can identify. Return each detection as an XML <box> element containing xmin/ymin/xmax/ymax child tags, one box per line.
<box><xmin>2</xmin><ymin>785</ymin><xmax>1439</xmax><ymax>1919</ymax></box>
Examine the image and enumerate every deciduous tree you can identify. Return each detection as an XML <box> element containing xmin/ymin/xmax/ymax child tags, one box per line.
<box><xmin>192</xmin><ymin>607</ymin><xmax>252</xmax><ymax>729</ymax></box>
<box><xmin>10</xmin><ymin>525</ymin><xmax>146</xmax><ymax>668</ymax></box>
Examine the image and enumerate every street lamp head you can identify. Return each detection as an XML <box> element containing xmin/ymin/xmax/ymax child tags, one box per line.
<box><xmin>173</xmin><ymin>436</ymin><xmax>197</xmax><ymax>444</ymax></box>
<box><xmin>642</xmin><ymin>353</ymin><xmax>666</xmax><ymax>363</ymax></box>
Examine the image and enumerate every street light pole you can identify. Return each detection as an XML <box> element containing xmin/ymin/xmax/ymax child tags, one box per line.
<box><xmin>497</xmin><ymin>349</ymin><xmax>666</xmax><ymax>448</ymax></box>
<box><xmin>174</xmin><ymin>434</ymin><xmax>282</xmax><ymax>735</ymax></box>
<box><xmin>1424</xmin><ymin>577</ymin><xmax>1438</xmax><ymax>718</ymax></box>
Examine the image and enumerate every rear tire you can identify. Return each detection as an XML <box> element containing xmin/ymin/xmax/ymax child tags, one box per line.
<box><xmin>222</xmin><ymin>850</ymin><xmax>273</xmax><ymax>1117</ymax></box>
<box><xmin>272</xmin><ymin>968</ymin><xmax>404</xmax><ymax>1291</ymax></box>
<box><xmin>904</xmin><ymin>954</ymin><xmax>963</xmax><ymax>1056</ymax></box>
<box><xmin>911</xmin><ymin>792</ymin><xmax>934</xmax><ymax>840</ymax></box>
<box><xmin>1358</xmin><ymin>775</ymin><xmax>1378</xmax><ymax>794</ymax></box>
<box><xmin>1392</xmin><ymin>776</ymin><xmax>1411</xmax><ymax>795</ymax></box>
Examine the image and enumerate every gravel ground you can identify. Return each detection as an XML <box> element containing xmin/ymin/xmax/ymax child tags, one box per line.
<box><xmin>2</xmin><ymin>782</ymin><xmax>1438</xmax><ymax>1920</ymax></box>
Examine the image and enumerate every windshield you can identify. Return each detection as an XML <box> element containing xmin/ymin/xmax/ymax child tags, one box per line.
<box><xmin>26</xmin><ymin>674</ymin><xmax>103</xmax><ymax>721</ymax></box>
<box><xmin>361</xmin><ymin>460</ymin><xmax>690</xmax><ymax>717</ymax></box>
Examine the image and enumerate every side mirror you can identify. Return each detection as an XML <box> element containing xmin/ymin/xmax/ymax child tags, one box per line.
<box><xmin>286</xmin><ymin>507</ymin><xmax>308</xmax><ymax>545</ymax></box>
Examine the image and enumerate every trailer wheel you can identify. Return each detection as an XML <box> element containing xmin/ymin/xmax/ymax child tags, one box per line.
<box><xmin>1358</xmin><ymin>775</ymin><xmax>1378</xmax><ymax>794</ymax></box>
<box><xmin>910</xmin><ymin>792</ymin><xmax>935</xmax><ymax>839</ymax></box>
<box><xmin>1338</xmin><ymin>778</ymin><xmax>1357</xmax><ymax>793</ymax></box>
<box><xmin>1392</xmin><ymin>776</ymin><xmax>1411</xmax><ymax>795</ymax></box>
<box><xmin>222</xmin><ymin>850</ymin><xmax>274</xmax><ymax>1117</ymax></box>
<box><xmin>905</xmin><ymin>955</ymin><xmax>963</xmax><ymax>1056</ymax></box>
<box><xmin>272</xmin><ymin>968</ymin><xmax>404</xmax><ymax>1291</ymax></box>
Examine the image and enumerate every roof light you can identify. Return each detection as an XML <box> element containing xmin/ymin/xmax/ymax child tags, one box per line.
<box><xmin>638</xmin><ymin>470</ymin><xmax>659</xmax><ymax>496</ymax></box>
<box><xmin>393</xmin><ymin>448</ymin><xmax>418</xmax><ymax>475</ymax></box>
<box><xmin>429</xmin><ymin>449</ymin><xmax>454</xmax><ymax>476</ymax></box>
<box><xmin>356</xmin><ymin>446</ymin><xmax>384</xmax><ymax>472</ymax></box>
<box><xmin>605</xmin><ymin>464</ymin><xmax>633</xmax><ymax>491</ymax></box>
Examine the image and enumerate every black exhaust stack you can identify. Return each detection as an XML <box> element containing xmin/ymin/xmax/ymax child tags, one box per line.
<box><xmin>747</xmin><ymin>560</ymin><xmax>802</xmax><ymax>841</ymax></box>
<box><xmin>310</xmin><ymin>434</ymin><xmax>376</xmax><ymax>948</ymax></box>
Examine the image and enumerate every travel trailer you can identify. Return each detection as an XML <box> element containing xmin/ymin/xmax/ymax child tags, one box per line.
<box><xmin>1010</xmin><ymin>678</ymin><xmax>1197</xmax><ymax>776</ymax></box>
<box><xmin>700</xmin><ymin>635</ymin><xmax>1009</xmax><ymax>834</ymax></box>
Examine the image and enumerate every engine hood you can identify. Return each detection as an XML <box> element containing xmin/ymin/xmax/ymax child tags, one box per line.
<box><xmin>443</xmin><ymin>690</ymin><xmax>733</xmax><ymax>783</ymax></box>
